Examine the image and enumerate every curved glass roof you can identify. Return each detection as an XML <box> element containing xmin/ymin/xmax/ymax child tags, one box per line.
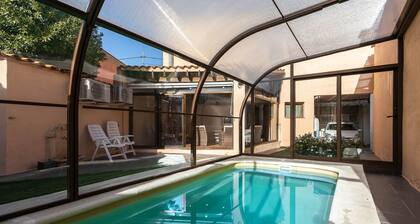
<box><xmin>58</xmin><ymin>0</ymin><xmax>408</xmax><ymax>84</ymax></box>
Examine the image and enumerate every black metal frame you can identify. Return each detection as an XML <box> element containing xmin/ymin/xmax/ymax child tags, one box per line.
<box><xmin>0</xmin><ymin>99</ymin><xmax>67</xmax><ymax>108</ymax></box>
<box><xmin>1</xmin><ymin>0</ymin><xmax>418</xmax><ymax>220</ymax></box>
<box><xmin>242</xmin><ymin>63</ymin><xmax>401</xmax><ymax>173</ymax></box>
<box><xmin>67</xmin><ymin>0</ymin><xmax>105</xmax><ymax>201</ymax></box>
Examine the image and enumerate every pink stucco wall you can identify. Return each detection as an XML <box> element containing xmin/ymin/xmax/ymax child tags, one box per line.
<box><xmin>0</xmin><ymin>56</ymin><xmax>129</xmax><ymax>175</ymax></box>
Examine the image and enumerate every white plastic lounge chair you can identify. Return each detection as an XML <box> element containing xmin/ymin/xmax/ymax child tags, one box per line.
<box><xmin>196</xmin><ymin>125</ymin><xmax>208</xmax><ymax>146</ymax></box>
<box><xmin>88</xmin><ymin>124</ymin><xmax>128</xmax><ymax>162</ymax></box>
<box><xmin>107</xmin><ymin>121</ymin><xmax>136</xmax><ymax>156</ymax></box>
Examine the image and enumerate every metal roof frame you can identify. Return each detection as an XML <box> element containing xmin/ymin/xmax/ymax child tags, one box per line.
<box><xmin>2</xmin><ymin>0</ymin><xmax>417</xmax><ymax>220</ymax></box>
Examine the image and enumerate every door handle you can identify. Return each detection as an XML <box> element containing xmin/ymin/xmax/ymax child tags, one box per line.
<box><xmin>386</xmin><ymin>115</ymin><xmax>396</xmax><ymax>118</ymax></box>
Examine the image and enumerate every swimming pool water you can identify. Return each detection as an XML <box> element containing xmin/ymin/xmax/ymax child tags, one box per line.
<box><xmin>63</xmin><ymin>167</ymin><xmax>336</xmax><ymax>224</ymax></box>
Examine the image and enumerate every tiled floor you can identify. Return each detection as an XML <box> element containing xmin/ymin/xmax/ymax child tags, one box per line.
<box><xmin>366</xmin><ymin>173</ymin><xmax>420</xmax><ymax>224</ymax></box>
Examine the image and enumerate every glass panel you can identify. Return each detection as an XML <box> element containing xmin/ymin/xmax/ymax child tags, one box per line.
<box><xmin>58</xmin><ymin>0</ymin><xmax>91</xmax><ymax>11</ymax></box>
<box><xmin>79</xmin><ymin>108</ymin><xmax>191</xmax><ymax>194</ymax></box>
<box><xmin>341</xmin><ymin>72</ymin><xmax>393</xmax><ymax>161</ymax></box>
<box><xmin>196</xmin><ymin>116</ymin><xmax>238</xmax><ymax>164</ymax></box>
<box><xmin>0</xmin><ymin>1</ymin><xmax>80</xmax><ymax>216</ymax></box>
<box><xmin>77</xmin><ymin>25</ymin><xmax>192</xmax><ymax>194</ymax></box>
<box><xmin>215</xmin><ymin>25</ymin><xmax>305</xmax><ymax>83</ymax></box>
<box><xmin>133</xmin><ymin>95</ymin><xmax>156</xmax><ymax>111</ymax></box>
<box><xmin>99</xmin><ymin>0</ymin><xmax>280</xmax><ymax>64</ymax></box>
<box><xmin>295</xmin><ymin>77</ymin><xmax>337</xmax><ymax>158</ymax></box>
<box><xmin>0</xmin><ymin>105</ymin><xmax>67</xmax><ymax>216</ymax></box>
<box><xmin>196</xmin><ymin>73</ymin><xmax>240</xmax><ymax>117</ymax></box>
<box><xmin>294</xmin><ymin>40</ymin><xmax>398</xmax><ymax>76</ymax></box>
<box><xmin>0</xmin><ymin>1</ymin><xmax>81</xmax><ymax>103</ymax></box>
<box><xmin>254</xmin><ymin>76</ymin><xmax>291</xmax><ymax>158</ymax></box>
<box><xmin>121</xmin><ymin>53</ymin><xmax>209</xmax><ymax>115</ymax></box>
<box><xmin>133</xmin><ymin>111</ymin><xmax>156</xmax><ymax>147</ymax></box>
<box><xmin>289</xmin><ymin>0</ymin><xmax>406</xmax><ymax>56</ymax></box>
<box><xmin>243</xmin><ymin>92</ymin><xmax>252</xmax><ymax>154</ymax></box>
<box><xmin>274</xmin><ymin>0</ymin><xmax>325</xmax><ymax>15</ymax></box>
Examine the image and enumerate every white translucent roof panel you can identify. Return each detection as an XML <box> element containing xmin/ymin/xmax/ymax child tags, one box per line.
<box><xmin>274</xmin><ymin>0</ymin><xmax>325</xmax><ymax>15</ymax></box>
<box><xmin>289</xmin><ymin>0</ymin><xmax>407</xmax><ymax>56</ymax></box>
<box><xmin>215</xmin><ymin>25</ymin><xmax>305</xmax><ymax>83</ymax></box>
<box><xmin>99</xmin><ymin>0</ymin><xmax>280</xmax><ymax>64</ymax></box>
<box><xmin>58</xmin><ymin>0</ymin><xmax>90</xmax><ymax>11</ymax></box>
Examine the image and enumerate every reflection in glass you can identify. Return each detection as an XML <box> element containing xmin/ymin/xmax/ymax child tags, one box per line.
<box><xmin>196</xmin><ymin>116</ymin><xmax>237</xmax><ymax>165</ymax></box>
<box><xmin>0</xmin><ymin>0</ymin><xmax>82</xmax><ymax>215</ymax></box>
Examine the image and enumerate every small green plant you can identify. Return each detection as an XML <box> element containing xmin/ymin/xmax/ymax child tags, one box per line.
<box><xmin>295</xmin><ymin>133</ymin><xmax>337</xmax><ymax>157</ymax></box>
<box><xmin>295</xmin><ymin>133</ymin><xmax>363</xmax><ymax>157</ymax></box>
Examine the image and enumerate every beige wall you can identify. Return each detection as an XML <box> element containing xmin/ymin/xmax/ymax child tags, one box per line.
<box><xmin>0</xmin><ymin>57</ymin><xmax>129</xmax><ymax>175</ymax></box>
<box><xmin>371</xmin><ymin>72</ymin><xmax>393</xmax><ymax>161</ymax></box>
<box><xmin>79</xmin><ymin>106</ymin><xmax>129</xmax><ymax>159</ymax></box>
<box><xmin>371</xmin><ymin>41</ymin><xmax>396</xmax><ymax>161</ymax></box>
<box><xmin>403</xmin><ymin>11</ymin><xmax>420</xmax><ymax>191</ymax></box>
<box><xmin>163</xmin><ymin>52</ymin><xmax>192</xmax><ymax>66</ymax></box>
<box><xmin>0</xmin><ymin>59</ymin><xmax>8</xmax><ymax>173</ymax></box>
<box><xmin>0</xmin><ymin>58</ymin><xmax>68</xmax><ymax>175</ymax></box>
<box><xmin>276</xmin><ymin>42</ymin><xmax>395</xmax><ymax>160</ymax></box>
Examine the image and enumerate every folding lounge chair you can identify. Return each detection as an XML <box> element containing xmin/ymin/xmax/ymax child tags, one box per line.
<box><xmin>107</xmin><ymin>121</ymin><xmax>136</xmax><ymax>156</ymax></box>
<box><xmin>196</xmin><ymin>125</ymin><xmax>208</xmax><ymax>146</ymax></box>
<box><xmin>88</xmin><ymin>124</ymin><xmax>128</xmax><ymax>162</ymax></box>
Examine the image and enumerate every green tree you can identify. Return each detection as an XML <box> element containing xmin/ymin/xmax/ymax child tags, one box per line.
<box><xmin>0</xmin><ymin>0</ymin><xmax>104</xmax><ymax>65</ymax></box>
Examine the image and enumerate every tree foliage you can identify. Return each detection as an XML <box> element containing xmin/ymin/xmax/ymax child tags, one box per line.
<box><xmin>0</xmin><ymin>0</ymin><xmax>104</xmax><ymax>65</ymax></box>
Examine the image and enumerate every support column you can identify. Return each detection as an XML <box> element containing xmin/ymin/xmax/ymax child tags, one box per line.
<box><xmin>67</xmin><ymin>0</ymin><xmax>105</xmax><ymax>200</ymax></box>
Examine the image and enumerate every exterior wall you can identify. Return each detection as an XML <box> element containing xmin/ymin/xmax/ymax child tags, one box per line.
<box><xmin>278</xmin><ymin>80</ymin><xmax>291</xmax><ymax>146</ymax></box>
<box><xmin>371</xmin><ymin>71</ymin><xmax>393</xmax><ymax>161</ymax></box>
<box><xmin>294</xmin><ymin>46</ymin><xmax>374</xmax><ymax>75</ymax></box>
<box><xmin>403</xmin><ymin>11</ymin><xmax>420</xmax><ymax>191</ymax></box>
<box><xmin>0</xmin><ymin>59</ymin><xmax>8</xmax><ymax>174</ymax></box>
<box><xmin>96</xmin><ymin>51</ymin><xmax>125</xmax><ymax>84</ymax></box>
<box><xmin>294</xmin><ymin>78</ymin><xmax>337</xmax><ymax>137</ymax></box>
<box><xmin>276</xmin><ymin>42</ymin><xmax>396</xmax><ymax>158</ymax></box>
<box><xmin>163</xmin><ymin>52</ymin><xmax>192</xmax><ymax>66</ymax></box>
<box><xmin>0</xmin><ymin>59</ymin><xmax>68</xmax><ymax>175</ymax></box>
<box><xmin>78</xmin><ymin>106</ymin><xmax>129</xmax><ymax>159</ymax></box>
<box><xmin>0</xmin><ymin>57</ymin><xmax>129</xmax><ymax>175</ymax></box>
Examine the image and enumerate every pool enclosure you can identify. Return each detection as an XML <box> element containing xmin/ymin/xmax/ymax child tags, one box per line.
<box><xmin>0</xmin><ymin>0</ymin><xmax>419</xmax><ymax>220</ymax></box>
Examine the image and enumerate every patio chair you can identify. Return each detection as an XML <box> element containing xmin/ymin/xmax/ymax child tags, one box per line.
<box><xmin>254</xmin><ymin>125</ymin><xmax>263</xmax><ymax>144</ymax></box>
<box><xmin>106</xmin><ymin>121</ymin><xmax>136</xmax><ymax>156</ymax></box>
<box><xmin>196</xmin><ymin>125</ymin><xmax>208</xmax><ymax>146</ymax></box>
<box><xmin>88</xmin><ymin>124</ymin><xmax>128</xmax><ymax>162</ymax></box>
<box><xmin>222</xmin><ymin>125</ymin><xmax>233</xmax><ymax>146</ymax></box>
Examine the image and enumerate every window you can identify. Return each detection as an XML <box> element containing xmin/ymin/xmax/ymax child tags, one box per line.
<box><xmin>285</xmin><ymin>102</ymin><xmax>304</xmax><ymax>118</ymax></box>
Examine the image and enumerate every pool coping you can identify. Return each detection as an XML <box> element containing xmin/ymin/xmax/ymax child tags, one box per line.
<box><xmin>4</xmin><ymin>156</ymin><xmax>381</xmax><ymax>224</ymax></box>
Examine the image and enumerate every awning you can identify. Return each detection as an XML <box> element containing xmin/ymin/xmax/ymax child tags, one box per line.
<box><xmin>58</xmin><ymin>0</ymin><xmax>408</xmax><ymax>84</ymax></box>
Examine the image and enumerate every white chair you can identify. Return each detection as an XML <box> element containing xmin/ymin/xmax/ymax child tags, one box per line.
<box><xmin>107</xmin><ymin>121</ymin><xmax>136</xmax><ymax>156</ymax></box>
<box><xmin>88</xmin><ymin>124</ymin><xmax>127</xmax><ymax>162</ymax></box>
<box><xmin>196</xmin><ymin>125</ymin><xmax>208</xmax><ymax>146</ymax></box>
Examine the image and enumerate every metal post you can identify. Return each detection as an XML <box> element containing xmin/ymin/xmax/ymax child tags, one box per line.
<box><xmin>290</xmin><ymin>64</ymin><xmax>296</xmax><ymax>158</ymax></box>
<box><xmin>190</xmin><ymin>70</ymin><xmax>210</xmax><ymax>166</ymax></box>
<box><xmin>336</xmin><ymin>75</ymin><xmax>342</xmax><ymax>161</ymax></box>
<box><xmin>67</xmin><ymin>0</ymin><xmax>104</xmax><ymax>201</ymax></box>
<box><xmin>155</xmin><ymin>93</ymin><xmax>161</xmax><ymax>148</ymax></box>
<box><xmin>238</xmin><ymin>88</ymin><xmax>253</xmax><ymax>154</ymax></box>
<box><xmin>250</xmin><ymin>90</ymin><xmax>255</xmax><ymax>154</ymax></box>
<box><xmin>395</xmin><ymin>37</ymin><xmax>404</xmax><ymax>175</ymax></box>
<box><xmin>129</xmin><ymin>106</ymin><xmax>133</xmax><ymax>135</ymax></box>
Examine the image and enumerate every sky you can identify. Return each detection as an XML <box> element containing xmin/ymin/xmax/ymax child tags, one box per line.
<box><xmin>99</xmin><ymin>27</ymin><xmax>163</xmax><ymax>66</ymax></box>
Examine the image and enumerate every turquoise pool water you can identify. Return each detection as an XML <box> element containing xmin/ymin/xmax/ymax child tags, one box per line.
<box><xmin>63</xmin><ymin>166</ymin><xmax>336</xmax><ymax>224</ymax></box>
